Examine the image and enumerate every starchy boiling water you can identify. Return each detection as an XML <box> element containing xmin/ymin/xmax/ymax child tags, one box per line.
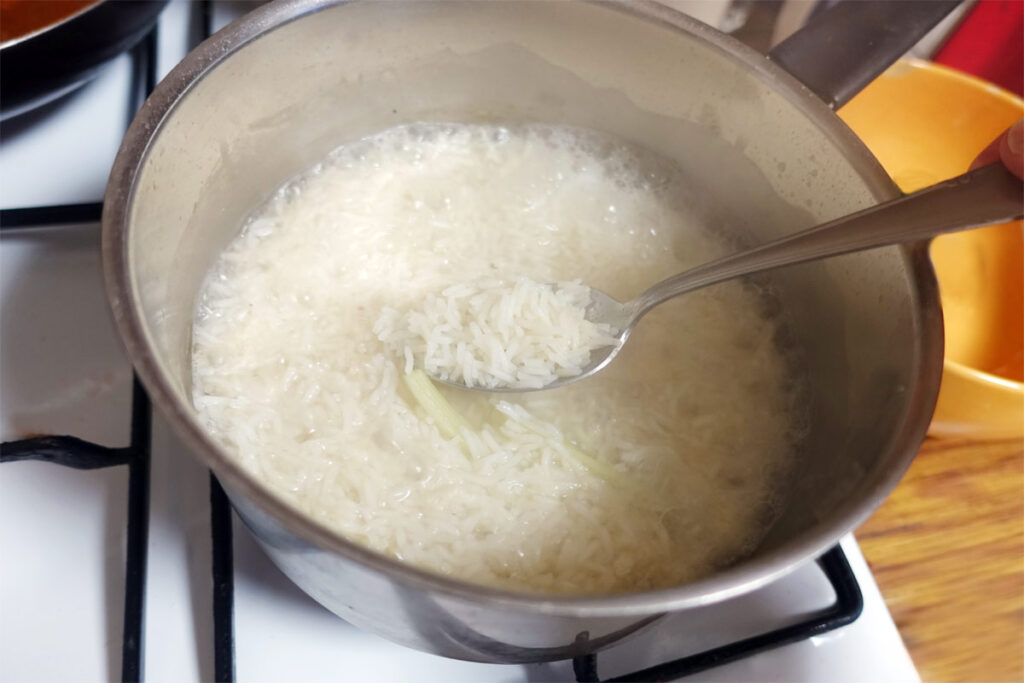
<box><xmin>191</xmin><ymin>123</ymin><xmax>805</xmax><ymax>595</ymax></box>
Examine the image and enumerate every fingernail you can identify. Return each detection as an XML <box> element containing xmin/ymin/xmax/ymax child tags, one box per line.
<box><xmin>1007</xmin><ymin>120</ymin><xmax>1024</xmax><ymax>155</ymax></box>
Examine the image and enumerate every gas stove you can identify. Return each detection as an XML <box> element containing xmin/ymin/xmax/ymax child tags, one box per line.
<box><xmin>0</xmin><ymin>2</ymin><xmax>920</xmax><ymax>681</ymax></box>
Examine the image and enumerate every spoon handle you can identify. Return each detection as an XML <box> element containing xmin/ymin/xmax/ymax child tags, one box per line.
<box><xmin>632</xmin><ymin>163</ymin><xmax>1024</xmax><ymax>316</ymax></box>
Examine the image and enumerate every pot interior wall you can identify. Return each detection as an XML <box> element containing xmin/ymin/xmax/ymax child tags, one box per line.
<box><xmin>127</xmin><ymin>1</ymin><xmax>921</xmax><ymax>570</ymax></box>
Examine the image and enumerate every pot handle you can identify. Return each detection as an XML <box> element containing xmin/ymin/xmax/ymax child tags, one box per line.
<box><xmin>768</xmin><ymin>0</ymin><xmax>961</xmax><ymax>109</ymax></box>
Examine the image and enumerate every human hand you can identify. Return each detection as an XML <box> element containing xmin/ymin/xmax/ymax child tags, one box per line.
<box><xmin>972</xmin><ymin>118</ymin><xmax>1023</xmax><ymax>179</ymax></box>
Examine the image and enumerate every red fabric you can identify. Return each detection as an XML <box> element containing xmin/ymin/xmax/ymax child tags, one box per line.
<box><xmin>934</xmin><ymin>0</ymin><xmax>1024</xmax><ymax>96</ymax></box>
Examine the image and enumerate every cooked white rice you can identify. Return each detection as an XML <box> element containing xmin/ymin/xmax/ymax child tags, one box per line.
<box><xmin>191</xmin><ymin>123</ymin><xmax>805</xmax><ymax>595</ymax></box>
<box><xmin>374</xmin><ymin>277</ymin><xmax>619</xmax><ymax>389</ymax></box>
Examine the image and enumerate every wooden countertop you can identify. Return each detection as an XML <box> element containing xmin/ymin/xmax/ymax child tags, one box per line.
<box><xmin>857</xmin><ymin>437</ymin><xmax>1024</xmax><ymax>682</ymax></box>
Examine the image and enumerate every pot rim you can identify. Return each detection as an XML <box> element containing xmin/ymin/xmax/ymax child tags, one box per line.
<box><xmin>101</xmin><ymin>0</ymin><xmax>943</xmax><ymax>617</ymax></box>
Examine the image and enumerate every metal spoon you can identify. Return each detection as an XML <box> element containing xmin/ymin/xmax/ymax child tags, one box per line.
<box><xmin>442</xmin><ymin>162</ymin><xmax>1023</xmax><ymax>393</ymax></box>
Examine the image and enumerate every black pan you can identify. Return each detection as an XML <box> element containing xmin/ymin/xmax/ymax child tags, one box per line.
<box><xmin>0</xmin><ymin>0</ymin><xmax>168</xmax><ymax>120</ymax></box>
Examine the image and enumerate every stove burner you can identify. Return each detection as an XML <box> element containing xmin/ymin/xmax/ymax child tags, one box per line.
<box><xmin>0</xmin><ymin>6</ymin><xmax>863</xmax><ymax>681</ymax></box>
<box><xmin>1</xmin><ymin>387</ymin><xmax>864</xmax><ymax>683</ymax></box>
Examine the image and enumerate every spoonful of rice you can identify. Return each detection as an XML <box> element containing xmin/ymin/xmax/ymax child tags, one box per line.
<box><xmin>376</xmin><ymin>163</ymin><xmax>1022</xmax><ymax>392</ymax></box>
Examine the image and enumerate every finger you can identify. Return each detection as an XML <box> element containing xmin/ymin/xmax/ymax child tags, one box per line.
<box><xmin>999</xmin><ymin>119</ymin><xmax>1024</xmax><ymax>180</ymax></box>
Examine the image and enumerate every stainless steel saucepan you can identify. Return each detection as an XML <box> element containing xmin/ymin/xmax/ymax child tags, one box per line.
<box><xmin>103</xmin><ymin>0</ymin><xmax>958</xmax><ymax>662</ymax></box>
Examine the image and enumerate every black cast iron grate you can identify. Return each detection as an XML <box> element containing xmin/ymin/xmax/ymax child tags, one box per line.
<box><xmin>0</xmin><ymin>4</ymin><xmax>863</xmax><ymax>682</ymax></box>
<box><xmin>0</xmin><ymin>25</ymin><xmax>160</xmax><ymax>682</ymax></box>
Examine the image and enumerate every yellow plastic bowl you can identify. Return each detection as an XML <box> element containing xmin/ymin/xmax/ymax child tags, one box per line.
<box><xmin>840</xmin><ymin>59</ymin><xmax>1024</xmax><ymax>439</ymax></box>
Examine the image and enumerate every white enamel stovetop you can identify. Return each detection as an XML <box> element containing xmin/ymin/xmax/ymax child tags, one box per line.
<box><xmin>0</xmin><ymin>2</ymin><xmax>919</xmax><ymax>681</ymax></box>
